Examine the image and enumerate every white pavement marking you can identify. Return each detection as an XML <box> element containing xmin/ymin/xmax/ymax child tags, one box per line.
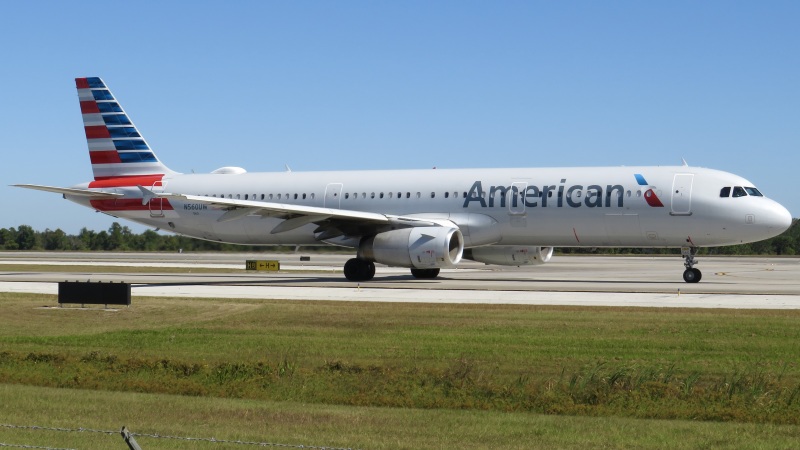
<box><xmin>3</xmin><ymin>282</ymin><xmax>800</xmax><ymax>309</ymax></box>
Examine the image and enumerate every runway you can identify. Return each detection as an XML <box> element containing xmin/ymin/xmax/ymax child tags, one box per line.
<box><xmin>1</xmin><ymin>252</ymin><xmax>799</xmax><ymax>309</ymax></box>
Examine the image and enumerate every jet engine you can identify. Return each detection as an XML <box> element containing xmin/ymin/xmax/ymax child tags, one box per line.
<box><xmin>464</xmin><ymin>246</ymin><xmax>554</xmax><ymax>266</ymax></box>
<box><xmin>358</xmin><ymin>226</ymin><xmax>464</xmax><ymax>268</ymax></box>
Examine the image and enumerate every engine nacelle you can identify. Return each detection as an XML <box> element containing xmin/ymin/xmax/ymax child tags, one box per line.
<box><xmin>464</xmin><ymin>246</ymin><xmax>554</xmax><ymax>266</ymax></box>
<box><xmin>358</xmin><ymin>227</ymin><xmax>464</xmax><ymax>269</ymax></box>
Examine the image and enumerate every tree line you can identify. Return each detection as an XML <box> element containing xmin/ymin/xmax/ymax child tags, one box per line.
<box><xmin>0</xmin><ymin>220</ymin><xmax>798</xmax><ymax>255</ymax></box>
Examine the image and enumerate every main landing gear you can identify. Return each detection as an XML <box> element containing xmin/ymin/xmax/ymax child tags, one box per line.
<box><xmin>343</xmin><ymin>259</ymin><xmax>442</xmax><ymax>281</ymax></box>
<box><xmin>682</xmin><ymin>247</ymin><xmax>702</xmax><ymax>283</ymax></box>
<box><xmin>344</xmin><ymin>258</ymin><xmax>375</xmax><ymax>282</ymax></box>
<box><xmin>410</xmin><ymin>268</ymin><xmax>440</xmax><ymax>279</ymax></box>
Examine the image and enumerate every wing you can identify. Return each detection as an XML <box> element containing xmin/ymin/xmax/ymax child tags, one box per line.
<box><xmin>140</xmin><ymin>186</ymin><xmax>451</xmax><ymax>240</ymax></box>
<box><xmin>13</xmin><ymin>184</ymin><xmax>124</xmax><ymax>198</ymax></box>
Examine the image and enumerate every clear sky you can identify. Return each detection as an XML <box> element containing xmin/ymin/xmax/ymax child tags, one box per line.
<box><xmin>2</xmin><ymin>1</ymin><xmax>798</xmax><ymax>234</ymax></box>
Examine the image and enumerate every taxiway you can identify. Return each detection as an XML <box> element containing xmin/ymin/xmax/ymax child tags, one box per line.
<box><xmin>1</xmin><ymin>252</ymin><xmax>799</xmax><ymax>309</ymax></box>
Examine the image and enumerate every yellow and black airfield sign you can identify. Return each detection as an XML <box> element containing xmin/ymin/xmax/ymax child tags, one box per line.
<box><xmin>245</xmin><ymin>260</ymin><xmax>280</xmax><ymax>271</ymax></box>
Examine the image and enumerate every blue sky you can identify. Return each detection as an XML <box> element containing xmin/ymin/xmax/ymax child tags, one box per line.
<box><xmin>2</xmin><ymin>1</ymin><xmax>798</xmax><ymax>234</ymax></box>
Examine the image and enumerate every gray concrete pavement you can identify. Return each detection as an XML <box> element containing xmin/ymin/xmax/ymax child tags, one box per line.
<box><xmin>1</xmin><ymin>253</ymin><xmax>799</xmax><ymax>309</ymax></box>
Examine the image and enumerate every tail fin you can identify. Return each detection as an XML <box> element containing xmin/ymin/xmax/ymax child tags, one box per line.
<box><xmin>76</xmin><ymin>77</ymin><xmax>177</xmax><ymax>180</ymax></box>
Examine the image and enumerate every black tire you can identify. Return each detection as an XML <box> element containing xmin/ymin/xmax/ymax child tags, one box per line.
<box><xmin>410</xmin><ymin>268</ymin><xmax>440</xmax><ymax>279</ymax></box>
<box><xmin>344</xmin><ymin>258</ymin><xmax>375</xmax><ymax>282</ymax></box>
<box><xmin>363</xmin><ymin>261</ymin><xmax>376</xmax><ymax>280</ymax></box>
<box><xmin>692</xmin><ymin>268</ymin><xmax>702</xmax><ymax>283</ymax></box>
<box><xmin>683</xmin><ymin>268</ymin><xmax>702</xmax><ymax>283</ymax></box>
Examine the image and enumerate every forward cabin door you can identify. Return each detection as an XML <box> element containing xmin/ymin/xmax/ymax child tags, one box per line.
<box><xmin>671</xmin><ymin>174</ymin><xmax>694</xmax><ymax>216</ymax></box>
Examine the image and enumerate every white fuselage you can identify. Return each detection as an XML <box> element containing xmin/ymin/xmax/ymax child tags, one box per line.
<box><xmin>68</xmin><ymin>165</ymin><xmax>791</xmax><ymax>249</ymax></box>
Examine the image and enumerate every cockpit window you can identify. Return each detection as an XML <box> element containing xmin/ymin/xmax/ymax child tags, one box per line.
<box><xmin>732</xmin><ymin>186</ymin><xmax>747</xmax><ymax>197</ymax></box>
<box><xmin>720</xmin><ymin>187</ymin><xmax>731</xmax><ymax>197</ymax></box>
<box><xmin>745</xmin><ymin>187</ymin><xmax>763</xmax><ymax>197</ymax></box>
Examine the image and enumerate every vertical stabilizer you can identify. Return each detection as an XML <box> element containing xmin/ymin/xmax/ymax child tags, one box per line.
<box><xmin>76</xmin><ymin>77</ymin><xmax>177</xmax><ymax>180</ymax></box>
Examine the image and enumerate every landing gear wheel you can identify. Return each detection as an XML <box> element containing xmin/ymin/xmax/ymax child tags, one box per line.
<box><xmin>410</xmin><ymin>268</ymin><xmax>440</xmax><ymax>279</ymax></box>
<box><xmin>344</xmin><ymin>258</ymin><xmax>376</xmax><ymax>282</ymax></box>
<box><xmin>681</xmin><ymin>246</ymin><xmax>702</xmax><ymax>283</ymax></box>
<box><xmin>682</xmin><ymin>268</ymin><xmax>702</xmax><ymax>283</ymax></box>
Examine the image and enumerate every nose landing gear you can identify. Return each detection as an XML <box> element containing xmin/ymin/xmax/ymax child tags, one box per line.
<box><xmin>682</xmin><ymin>247</ymin><xmax>702</xmax><ymax>283</ymax></box>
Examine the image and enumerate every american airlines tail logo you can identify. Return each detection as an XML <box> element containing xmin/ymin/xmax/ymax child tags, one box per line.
<box><xmin>635</xmin><ymin>174</ymin><xmax>664</xmax><ymax>207</ymax></box>
<box><xmin>462</xmin><ymin>174</ymin><xmax>665</xmax><ymax>209</ymax></box>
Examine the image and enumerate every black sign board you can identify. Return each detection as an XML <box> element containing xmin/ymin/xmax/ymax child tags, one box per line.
<box><xmin>58</xmin><ymin>282</ymin><xmax>131</xmax><ymax>306</ymax></box>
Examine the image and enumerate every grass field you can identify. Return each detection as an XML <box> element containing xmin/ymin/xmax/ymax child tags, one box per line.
<box><xmin>1</xmin><ymin>292</ymin><xmax>799</xmax><ymax>448</ymax></box>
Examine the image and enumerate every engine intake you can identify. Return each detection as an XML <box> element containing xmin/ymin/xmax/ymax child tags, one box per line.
<box><xmin>359</xmin><ymin>226</ymin><xmax>464</xmax><ymax>268</ymax></box>
<box><xmin>464</xmin><ymin>246</ymin><xmax>554</xmax><ymax>266</ymax></box>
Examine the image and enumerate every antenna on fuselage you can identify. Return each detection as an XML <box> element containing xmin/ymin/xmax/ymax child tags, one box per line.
<box><xmin>681</xmin><ymin>158</ymin><xmax>688</xmax><ymax>166</ymax></box>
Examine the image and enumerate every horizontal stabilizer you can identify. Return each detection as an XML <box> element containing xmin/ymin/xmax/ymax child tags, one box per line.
<box><xmin>12</xmin><ymin>184</ymin><xmax>123</xmax><ymax>198</ymax></box>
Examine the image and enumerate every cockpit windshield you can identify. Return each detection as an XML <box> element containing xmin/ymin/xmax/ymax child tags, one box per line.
<box><xmin>744</xmin><ymin>187</ymin><xmax>763</xmax><ymax>197</ymax></box>
<box><xmin>720</xmin><ymin>186</ymin><xmax>764</xmax><ymax>198</ymax></box>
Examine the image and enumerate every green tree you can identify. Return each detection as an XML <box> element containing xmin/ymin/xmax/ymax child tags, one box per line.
<box><xmin>42</xmin><ymin>228</ymin><xmax>69</xmax><ymax>250</ymax></box>
<box><xmin>15</xmin><ymin>225</ymin><xmax>38</xmax><ymax>250</ymax></box>
<box><xmin>0</xmin><ymin>228</ymin><xmax>18</xmax><ymax>250</ymax></box>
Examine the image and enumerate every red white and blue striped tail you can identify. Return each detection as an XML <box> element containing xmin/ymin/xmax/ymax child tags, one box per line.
<box><xmin>76</xmin><ymin>77</ymin><xmax>176</xmax><ymax>180</ymax></box>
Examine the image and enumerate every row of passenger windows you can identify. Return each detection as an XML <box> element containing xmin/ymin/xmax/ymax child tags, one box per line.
<box><xmin>720</xmin><ymin>186</ymin><xmax>763</xmax><ymax>198</ymax></box>
<box><xmin>199</xmin><ymin>189</ymin><xmax>649</xmax><ymax>201</ymax></box>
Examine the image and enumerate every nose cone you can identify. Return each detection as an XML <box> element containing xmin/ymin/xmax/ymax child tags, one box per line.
<box><xmin>764</xmin><ymin>200</ymin><xmax>793</xmax><ymax>236</ymax></box>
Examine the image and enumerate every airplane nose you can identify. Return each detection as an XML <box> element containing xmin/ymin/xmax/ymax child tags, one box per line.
<box><xmin>766</xmin><ymin>201</ymin><xmax>793</xmax><ymax>234</ymax></box>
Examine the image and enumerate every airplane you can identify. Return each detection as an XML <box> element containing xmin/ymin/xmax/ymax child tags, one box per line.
<box><xmin>14</xmin><ymin>77</ymin><xmax>793</xmax><ymax>283</ymax></box>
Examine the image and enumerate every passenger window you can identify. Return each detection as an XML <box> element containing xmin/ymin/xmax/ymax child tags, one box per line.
<box><xmin>444</xmin><ymin>192</ymin><xmax>449</xmax><ymax>199</ymax></box>
<box><xmin>720</xmin><ymin>187</ymin><xmax>731</xmax><ymax>197</ymax></box>
<box><xmin>345</xmin><ymin>193</ymin><xmax>349</xmax><ymax>199</ymax></box>
<box><xmin>371</xmin><ymin>192</ymin><xmax>375</xmax><ymax>199</ymax></box>
<box><xmin>732</xmin><ymin>186</ymin><xmax>747</xmax><ymax>197</ymax></box>
<box><xmin>431</xmin><ymin>192</ymin><xmax>435</xmax><ymax>198</ymax></box>
<box><xmin>380</xmin><ymin>193</ymin><xmax>384</xmax><ymax>199</ymax></box>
